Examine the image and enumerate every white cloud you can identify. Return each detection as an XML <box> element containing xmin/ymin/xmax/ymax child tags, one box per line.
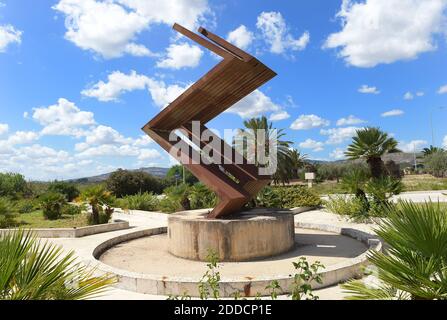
<box><xmin>256</xmin><ymin>11</ymin><xmax>309</xmax><ymax>54</ymax></box>
<box><xmin>156</xmin><ymin>43</ymin><xmax>203</xmax><ymax>69</ymax></box>
<box><xmin>54</xmin><ymin>0</ymin><xmax>211</xmax><ymax>58</ymax></box>
<box><xmin>398</xmin><ymin>140</ymin><xmax>428</xmax><ymax>153</ymax></box>
<box><xmin>324</xmin><ymin>0</ymin><xmax>447</xmax><ymax>68</ymax></box>
<box><xmin>0</xmin><ymin>123</ymin><xmax>8</xmax><ymax>136</ymax></box>
<box><xmin>124</xmin><ymin>43</ymin><xmax>157</xmax><ymax>57</ymax></box>
<box><xmin>82</xmin><ymin>70</ymin><xmax>191</xmax><ymax>108</ymax></box>
<box><xmin>147</xmin><ymin>79</ymin><xmax>191</xmax><ymax>109</ymax></box>
<box><xmin>404</xmin><ymin>92</ymin><xmax>414</xmax><ymax>100</ymax></box>
<box><xmin>85</xmin><ymin>125</ymin><xmax>131</xmax><ymax>146</ymax></box>
<box><xmin>53</xmin><ymin>0</ymin><xmax>150</xmax><ymax>59</ymax></box>
<box><xmin>358</xmin><ymin>85</ymin><xmax>380</xmax><ymax>94</ymax></box>
<box><xmin>336</xmin><ymin>115</ymin><xmax>366</xmax><ymax>126</ymax></box>
<box><xmin>76</xmin><ymin>144</ymin><xmax>139</xmax><ymax>158</ymax></box>
<box><xmin>32</xmin><ymin>98</ymin><xmax>96</xmax><ymax>137</ymax></box>
<box><xmin>138</xmin><ymin>148</ymin><xmax>161</xmax><ymax>161</ymax></box>
<box><xmin>290</xmin><ymin>114</ymin><xmax>330</xmax><ymax>130</ymax></box>
<box><xmin>226</xmin><ymin>90</ymin><xmax>285</xmax><ymax>119</ymax></box>
<box><xmin>227</xmin><ymin>25</ymin><xmax>254</xmax><ymax>50</ymax></box>
<box><xmin>443</xmin><ymin>136</ymin><xmax>447</xmax><ymax>148</ymax></box>
<box><xmin>438</xmin><ymin>84</ymin><xmax>447</xmax><ymax>94</ymax></box>
<box><xmin>0</xmin><ymin>24</ymin><xmax>22</xmax><ymax>52</ymax></box>
<box><xmin>321</xmin><ymin>126</ymin><xmax>361</xmax><ymax>145</ymax></box>
<box><xmin>82</xmin><ymin>70</ymin><xmax>150</xmax><ymax>102</ymax></box>
<box><xmin>299</xmin><ymin>139</ymin><xmax>324</xmax><ymax>152</ymax></box>
<box><xmin>116</xmin><ymin>0</ymin><xmax>210</xmax><ymax>29</ymax></box>
<box><xmin>269</xmin><ymin>111</ymin><xmax>290</xmax><ymax>121</ymax></box>
<box><xmin>330</xmin><ymin>148</ymin><xmax>346</xmax><ymax>160</ymax></box>
<box><xmin>416</xmin><ymin>91</ymin><xmax>425</xmax><ymax>97</ymax></box>
<box><xmin>6</xmin><ymin>131</ymin><xmax>40</xmax><ymax>145</ymax></box>
<box><xmin>133</xmin><ymin>135</ymin><xmax>153</xmax><ymax>147</ymax></box>
<box><xmin>381</xmin><ymin>109</ymin><xmax>404</xmax><ymax>117</ymax></box>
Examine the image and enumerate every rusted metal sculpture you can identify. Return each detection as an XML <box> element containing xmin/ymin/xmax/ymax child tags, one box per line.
<box><xmin>142</xmin><ymin>23</ymin><xmax>277</xmax><ymax>219</ymax></box>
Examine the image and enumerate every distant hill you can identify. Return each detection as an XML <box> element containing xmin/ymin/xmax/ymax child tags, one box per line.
<box><xmin>68</xmin><ymin>152</ymin><xmax>420</xmax><ymax>183</ymax></box>
<box><xmin>68</xmin><ymin>167</ymin><xmax>170</xmax><ymax>183</ymax></box>
<box><xmin>309</xmin><ymin>152</ymin><xmax>420</xmax><ymax>167</ymax></box>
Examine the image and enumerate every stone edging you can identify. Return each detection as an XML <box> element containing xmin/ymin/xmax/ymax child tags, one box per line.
<box><xmin>290</xmin><ymin>206</ymin><xmax>317</xmax><ymax>214</ymax></box>
<box><xmin>92</xmin><ymin>223</ymin><xmax>382</xmax><ymax>297</ymax></box>
<box><xmin>0</xmin><ymin>220</ymin><xmax>130</xmax><ymax>238</ymax></box>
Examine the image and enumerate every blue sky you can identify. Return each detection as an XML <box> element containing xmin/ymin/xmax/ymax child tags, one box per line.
<box><xmin>0</xmin><ymin>0</ymin><xmax>446</xmax><ymax>181</ymax></box>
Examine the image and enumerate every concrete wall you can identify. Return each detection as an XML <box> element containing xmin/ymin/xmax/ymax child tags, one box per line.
<box><xmin>168</xmin><ymin>210</ymin><xmax>295</xmax><ymax>261</ymax></box>
<box><xmin>0</xmin><ymin>220</ymin><xmax>129</xmax><ymax>238</ymax></box>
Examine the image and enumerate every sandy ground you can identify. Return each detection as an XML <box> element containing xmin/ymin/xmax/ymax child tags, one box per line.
<box><xmin>99</xmin><ymin>228</ymin><xmax>367</xmax><ymax>279</ymax></box>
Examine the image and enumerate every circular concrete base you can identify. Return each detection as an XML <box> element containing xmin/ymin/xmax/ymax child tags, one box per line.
<box><xmin>168</xmin><ymin>209</ymin><xmax>295</xmax><ymax>262</ymax></box>
<box><xmin>95</xmin><ymin>224</ymin><xmax>382</xmax><ymax>297</ymax></box>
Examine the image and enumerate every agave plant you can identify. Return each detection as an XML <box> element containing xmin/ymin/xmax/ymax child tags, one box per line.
<box><xmin>342</xmin><ymin>201</ymin><xmax>447</xmax><ymax>300</ymax></box>
<box><xmin>345</xmin><ymin>127</ymin><xmax>400</xmax><ymax>178</ymax></box>
<box><xmin>0</xmin><ymin>230</ymin><xmax>115</xmax><ymax>300</ymax></box>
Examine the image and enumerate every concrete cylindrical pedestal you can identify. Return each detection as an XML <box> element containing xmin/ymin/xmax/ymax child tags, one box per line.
<box><xmin>168</xmin><ymin>209</ymin><xmax>295</xmax><ymax>262</ymax></box>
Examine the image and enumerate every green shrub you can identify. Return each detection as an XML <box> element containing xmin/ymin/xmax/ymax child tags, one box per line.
<box><xmin>13</xmin><ymin>199</ymin><xmax>38</xmax><ymax>214</ymax></box>
<box><xmin>256</xmin><ymin>186</ymin><xmax>283</xmax><ymax>208</ymax></box>
<box><xmin>189</xmin><ymin>183</ymin><xmax>217</xmax><ymax>210</ymax></box>
<box><xmin>424</xmin><ymin>150</ymin><xmax>447</xmax><ymax>178</ymax></box>
<box><xmin>257</xmin><ymin>186</ymin><xmax>322</xmax><ymax>209</ymax></box>
<box><xmin>48</xmin><ymin>181</ymin><xmax>80</xmax><ymax>202</ymax></box>
<box><xmin>324</xmin><ymin>195</ymin><xmax>370</xmax><ymax>222</ymax></box>
<box><xmin>159</xmin><ymin>184</ymin><xmax>190</xmax><ymax>213</ymax></box>
<box><xmin>119</xmin><ymin>192</ymin><xmax>159</xmax><ymax>211</ymax></box>
<box><xmin>80</xmin><ymin>186</ymin><xmax>115</xmax><ymax>225</ymax></box>
<box><xmin>40</xmin><ymin>192</ymin><xmax>67</xmax><ymax>220</ymax></box>
<box><xmin>0</xmin><ymin>197</ymin><xmax>18</xmax><ymax>228</ymax></box>
<box><xmin>364</xmin><ymin>177</ymin><xmax>403</xmax><ymax>205</ymax></box>
<box><xmin>106</xmin><ymin>169</ymin><xmax>164</xmax><ymax>197</ymax></box>
<box><xmin>62</xmin><ymin>204</ymin><xmax>84</xmax><ymax>217</ymax></box>
<box><xmin>166</xmin><ymin>165</ymin><xmax>198</xmax><ymax>185</ymax></box>
<box><xmin>342</xmin><ymin>201</ymin><xmax>447</xmax><ymax>300</ymax></box>
<box><xmin>0</xmin><ymin>172</ymin><xmax>29</xmax><ymax>198</ymax></box>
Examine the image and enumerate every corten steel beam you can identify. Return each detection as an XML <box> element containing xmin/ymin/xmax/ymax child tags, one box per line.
<box><xmin>142</xmin><ymin>23</ymin><xmax>277</xmax><ymax>219</ymax></box>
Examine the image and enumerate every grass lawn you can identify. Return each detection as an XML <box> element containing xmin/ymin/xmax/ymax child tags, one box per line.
<box><xmin>14</xmin><ymin>210</ymin><xmax>90</xmax><ymax>228</ymax></box>
<box><xmin>299</xmin><ymin>174</ymin><xmax>447</xmax><ymax>195</ymax></box>
<box><xmin>400</xmin><ymin>174</ymin><xmax>447</xmax><ymax>192</ymax></box>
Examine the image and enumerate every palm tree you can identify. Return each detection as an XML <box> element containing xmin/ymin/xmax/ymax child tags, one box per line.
<box><xmin>235</xmin><ymin>116</ymin><xmax>292</xmax><ymax>166</ymax></box>
<box><xmin>342</xmin><ymin>201</ymin><xmax>447</xmax><ymax>300</ymax></box>
<box><xmin>345</xmin><ymin>127</ymin><xmax>400</xmax><ymax>178</ymax></box>
<box><xmin>289</xmin><ymin>149</ymin><xmax>308</xmax><ymax>179</ymax></box>
<box><xmin>0</xmin><ymin>230</ymin><xmax>115</xmax><ymax>300</ymax></box>
<box><xmin>235</xmin><ymin>116</ymin><xmax>293</xmax><ymax>185</ymax></box>
<box><xmin>422</xmin><ymin>145</ymin><xmax>443</xmax><ymax>157</ymax></box>
<box><xmin>80</xmin><ymin>186</ymin><xmax>115</xmax><ymax>225</ymax></box>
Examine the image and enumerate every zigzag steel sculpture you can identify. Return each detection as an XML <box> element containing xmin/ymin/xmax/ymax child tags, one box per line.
<box><xmin>142</xmin><ymin>23</ymin><xmax>277</xmax><ymax>219</ymax></box>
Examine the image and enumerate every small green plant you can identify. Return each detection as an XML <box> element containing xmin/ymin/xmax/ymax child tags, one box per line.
<box><xmin>119</xmin><ymin>192</ymin><xmax>159</xmax><ymax>211</ymax></box>
<box><xmin>325</xmin><ymin>195</ymin><xmax>370</xmax><ymax>222</ymax></box>
<box><xmin>198</xmin><ymin>249</ymin><xmax>221</xmax><ymax>300</ymax></box>
<box><xmin>0</xmin><ymin>197</ymin><xmax>18</xmax><ymax>228</ymax></box>
<box><xmin>80</xmin><ymin>186</ymin><xmax>115</xmax><ymax>225</ymax></box>
<box><xmin>0</xmin><ymin>230</ymin><xmax>115</xmax><ymax>299</ymax></box>
<box><xmin>167</xmin><ymin>292</ymin><xmax>192</xmax><ymax>300</ymax></box>
<box><xmin>189</xmin><ymin>183</ymin><xmax>217</xmax><ymax>210</ymax></box>
<box><xmin>257</xmin><ymin>186</ymin><xmax>322</xmax><ymax>209</ymax></box>
<box><xmin>40</xmin><ymin>192</ymin><xmax>67</xmax><ymax>220</ymax></box>
<box><xmin>14</xmin><ymin>199</ymin><xmax>37</xmax><ymax>214</ymax></box>
<box><xmin>48</xmin><ymin>181</ymin><xmax>80</xmax><ymax>202</ymax></box>
<box><xmin>290</xmin><ymin>258</ymin><xmax>324</xmax><ymax>300</ymax></box>
<box><xmin>62</xmin><ymin>204</ymin><xmax>85</xmax><ymax>220</ymax></box>
<box><xmin>342</xmin><ymin>201</ymin><xmax>447</xmax><ymax>300</ymax></box>
<box><xmin>266</xmin><ymin>280</ymin><xmax>282</xmax><ymax>300</ymax></box>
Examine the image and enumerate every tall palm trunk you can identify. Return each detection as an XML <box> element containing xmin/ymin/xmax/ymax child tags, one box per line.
<box><xmin>91</xmin><ymin>205</ymin><xmax>99</xmax><ymax>225</ymax></box>
<box><xmin>367</xmin><ymin>157</ymin><xmax>384</xmax><ymax>178</ymax></box>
